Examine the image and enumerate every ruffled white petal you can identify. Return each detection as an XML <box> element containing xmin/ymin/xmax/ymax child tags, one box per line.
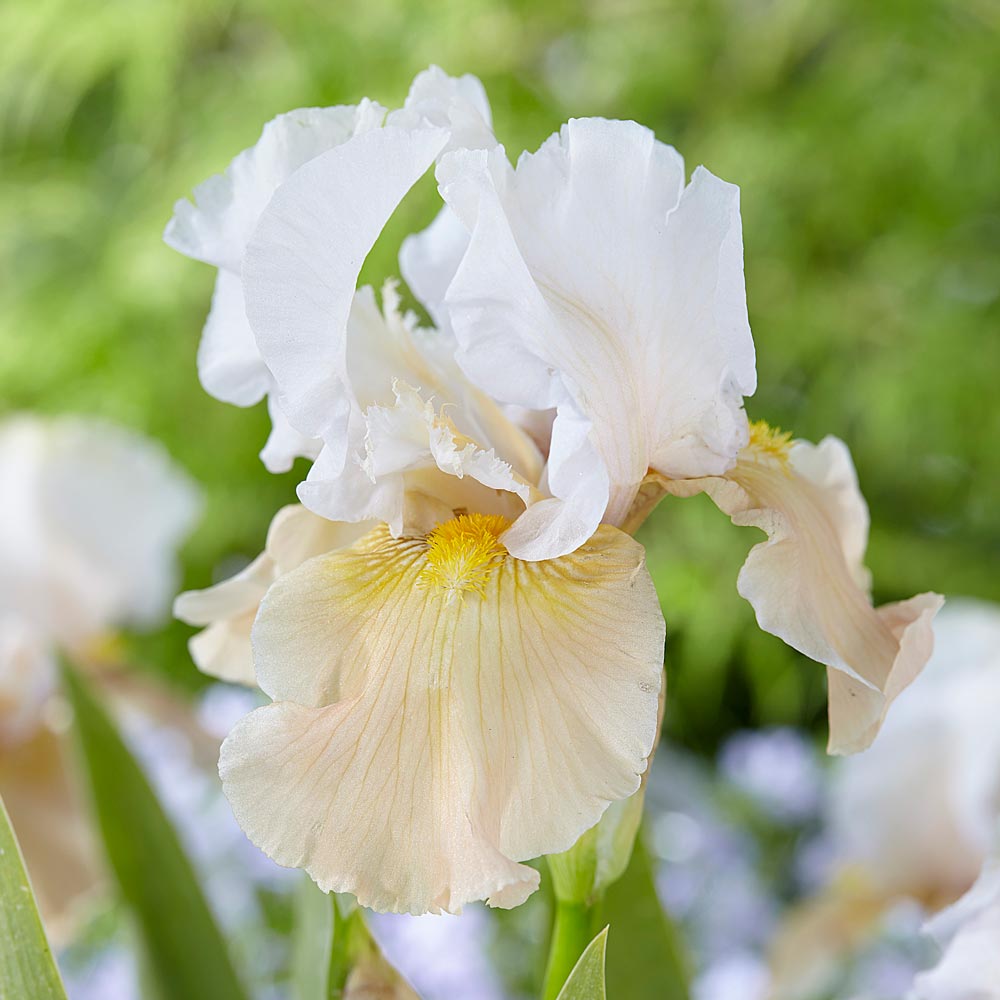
<box><xmin>287</xmin><ymin>279</ymin><xmax>541</xmax><ymax>529</ymax></box>
<box><xmin>357</xmin><ymin>382</ymin><xmax>530</xmax><ymax>534</ymax></box>
<box><xmin>439</xmin><ymin>119</ymin><xmax>756</xmax><ymax>556</ymax></box>
<box><xmin>166</xmin><ymin>103</ymin><xmax>384</xmax><ymax>451</ymax></box>
<box><xmin>243</xmin><ymin>126</ymin><xmax>450</xmax><ymax>442</ymax></box>
<box><xmin>388</xmin><ymin>65</ymin><xmax>496</xmax><ymax>153</ymax></box>
<box><xmin>165</xmin><ymin>103</ymin><xmax>384</xmax><ymax>273</ymax></box>
<box><xmin>665</xmin><ymin>433</ymin><xmax>942</xmax><ymax>753</ymax></box>
<box><xmin>222</xmin><ymin>523</ymin><xmax>664</xmax><ymax>913</ymax></box>
<box><xmin>499</xmin><ymin>406</ymin><xmax>609</xmax><ymax>561</ymax></box>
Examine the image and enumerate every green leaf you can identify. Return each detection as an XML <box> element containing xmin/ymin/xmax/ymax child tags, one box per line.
<box><xmin>290</xmin><ymin>877</ymin><xmax>336</xmax><ymax>1000</ymax></box>
<box><xmin>599</xmin><ymin>835</ymin><xmax>690</xmax><ymax>1000</ymax></box>
<box><xmin>290</xmin><ymin>880</ymin><xmax>392</xmax><ymax>1000</ymax></box>
<box><xmin>555</xmin><ymin>926</ymin><xmax>608</xmax><ymax>1000</ymax></box>
<box><xmin>0</xmin><ymin>793</ymin><xmax>68</xmax><ymax>1000</ymax></box>
<box><xmin>62</xmin><ymin>666</ymin><xmax>248</xmax><ymax>1000</ymax></box>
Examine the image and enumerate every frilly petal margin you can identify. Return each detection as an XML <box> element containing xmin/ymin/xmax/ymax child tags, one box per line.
<box><xmin>663</xmin><ymin>434</ymin><xmax>942</xmax><ymax>754</ymax></box>
<box><xmin>221</xmin><ymin>523</ymin><xmax>664</xmax><ymax>914</ymax></box>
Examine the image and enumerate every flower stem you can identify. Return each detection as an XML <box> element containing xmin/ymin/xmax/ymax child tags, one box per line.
<box><xmin>541</xmin><ymin>899</ymin><xmax>594</xmax><ymax>1000</ymax></box>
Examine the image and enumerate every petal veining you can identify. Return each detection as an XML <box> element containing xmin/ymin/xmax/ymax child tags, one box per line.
<box><xmin>223</xmin><ymin>522</ymin><xmax>664</xmax><ymax>913</ymax></box>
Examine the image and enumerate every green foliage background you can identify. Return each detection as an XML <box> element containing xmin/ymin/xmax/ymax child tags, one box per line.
<box><xmin>1</xmin><ymin>0</ymin><xmax>998</xmax><ymax>750</ymax></box>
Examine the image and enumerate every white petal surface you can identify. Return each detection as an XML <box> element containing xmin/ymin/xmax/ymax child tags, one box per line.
<box><xmin>198</xmin><ymin>270</ymin><xmax>272</xmax><ymax>406</ymax></box>
<box><xmin>440</xmin><ymin>119</ymin><xmax>756</xmax><ymax>554</ymax></box>
<box><xmin>389</xmin><ymin>66</ymin><xmax>495</xmax><ymax>153</ymax></box>
<box><xmin>259</xmin><ymin>394</ymin><xmax>322</xmax><ymax>474</ymax></box>
<box><xmin>399</xmin><ymin>206</ymin><xmax>470</xmax><ymax>331</ymax></box>
<box><xmin>243</xmin><ymin>126</ymin><xmax>449</xmax><ymax>440</ymax></box>
<box><xmin>165</xmin><ymin>103</ymin><xmax>384</xmax><ymax>273</ymax></box>
<box><xmin>665</xmin><ymin>433</ymin><xmax>942</xmax><ymax>753</ymax></box>
<box><xmin>222</xmin><ymin>523</ymin><xmax>664</xmax><ymax>913</ymax></box>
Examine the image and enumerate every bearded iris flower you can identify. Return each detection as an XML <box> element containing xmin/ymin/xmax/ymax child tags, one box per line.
<box><xmin>168</xmin><ymin>67</ymin><xmax>940</xmax><ymax>915</ymax></box>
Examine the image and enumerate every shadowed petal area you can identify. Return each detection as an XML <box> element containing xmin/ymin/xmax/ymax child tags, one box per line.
<box><xmin>220</xmin><ymin>523</ymin><xmax>664</xmax><ymax>913</ymax></box>
<box><xmin>665</xmin><ymin>429</ymin><xmax>942</xmax><ymax>754</ymax></box>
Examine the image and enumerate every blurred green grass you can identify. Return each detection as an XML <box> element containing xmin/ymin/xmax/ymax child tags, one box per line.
<box><xmin>1</xmin><ymin>0</ymin><xmax>998</xmax><ymax>747</ymax></box>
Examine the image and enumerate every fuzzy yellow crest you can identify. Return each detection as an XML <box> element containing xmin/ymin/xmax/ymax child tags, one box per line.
<box><xmin>746</xmin><ymin>419</ymin><xmax>793</xmax><ymax>466</ymax></box>
<box><xmin>419</xmin><ymin>513</ymin><xmax>512</xmax><ymax>603</ymax></box>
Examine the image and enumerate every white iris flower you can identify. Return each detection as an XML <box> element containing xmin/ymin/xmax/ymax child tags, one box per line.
<box><xmin>167</xmin><ymin>67</ymin><xmax>940</xmax><ymax>915</ymax></box>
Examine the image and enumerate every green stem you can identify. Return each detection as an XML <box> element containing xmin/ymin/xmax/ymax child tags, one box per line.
<box><xmin>542</xmin><ymin>900</ymin><xmax>594</xmax><ymax>1000</ymax></box>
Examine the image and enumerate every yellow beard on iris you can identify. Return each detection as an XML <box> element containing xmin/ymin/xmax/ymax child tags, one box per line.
<box><xmin>419</xmin><ymin>513</ymin><xmax>512</xmax><ymax>604</ymax></box>
<box><xmin>746</xmin><ymin>419</ymin><xmax>793</xmax><ymax>467</ymax></box>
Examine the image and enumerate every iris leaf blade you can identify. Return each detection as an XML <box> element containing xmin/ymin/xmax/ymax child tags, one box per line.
<box><xmin>555</xmin><ymin>925</ymin><xmax>608</xmax><ymax>1000</ymax></box>
<box><xmin>0</xmin><ymin>792</ymin><xmax>68</xmax><ymax>1000</ymax></box>
<box><xmin>62</xmin><ymin>666</ymin><xmax>247</xmax><ymax>1000</ymax></box>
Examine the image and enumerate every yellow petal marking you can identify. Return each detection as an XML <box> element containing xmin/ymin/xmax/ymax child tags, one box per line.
<box><xmin>419</xmin><ymin>513</ymin><xmax>512</xmax><ymax>603</ymax></box>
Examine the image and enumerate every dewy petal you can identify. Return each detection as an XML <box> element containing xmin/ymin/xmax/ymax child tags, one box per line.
<box><xmin>222</xmin><ymin>523</ymin><xmax>664</xmax><ymax>914</ymax></box>
<box><xmin>440</xmin><ymin>119</ymin><xmax>756</xmax><ymax>554</ymax></box>
<box><xmin>664</xmin><ymin>432</ymin><xmax>942</xmax><ymax>754</ymax></box>
<box><xmin>174</xmin><ymin>505</ymin><xmax>372</xmax><ymax>685</ymax></box>
<box><xmin>243</xmin><ymin>126</ymin><xmax>450</xmax><ymax>441</ymax></box>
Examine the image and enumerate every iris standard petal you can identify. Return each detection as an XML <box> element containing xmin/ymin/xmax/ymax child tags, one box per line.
<box><xmin>243</xmin><ymin>126</ymin><xmax>450</xmax><ymax>441</ymax></box>
<box><xmin>222</xmin><ymin>521</ymin><xmax>664</xmax><ymax>913</ymax></box>
<box><xmin>165</xmin><ymin>104</ymin><xmax>383</xmax><ymax>273</ymax></box>
<box><xmin>440</xmin><ymin>119</ymin><xmax>755</xmax><ymax>554</ymax></box>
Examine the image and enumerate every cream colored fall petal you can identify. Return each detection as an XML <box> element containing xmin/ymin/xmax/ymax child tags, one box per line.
<box><xmin>219</xmin><ymin>523</ymin><xmax>664</xmax><ymax>914</ymax></box>
<box><xmin>174</xmin><ymin>505</ymin><xmax>372</xmax><ymax>685</ymax></box>
<box><xmin>664</xmin><ymin>430</ymin><xmax>942</xmax><ymax>754</ymax></box>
